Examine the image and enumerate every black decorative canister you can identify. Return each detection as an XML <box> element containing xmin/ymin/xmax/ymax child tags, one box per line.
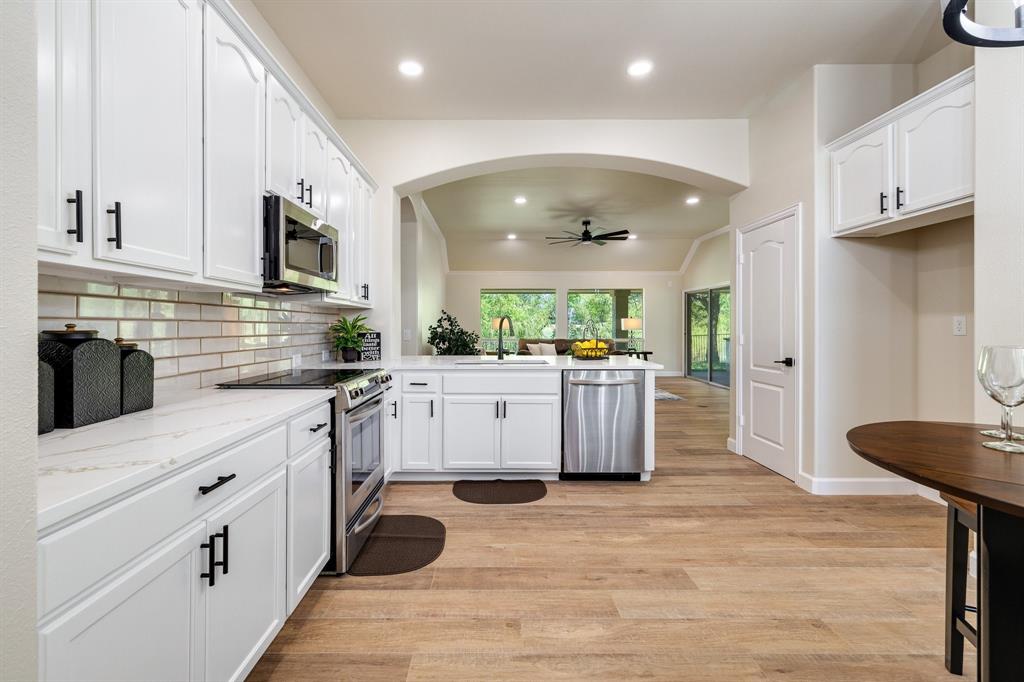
<box><xmin>38</xmin><ymin>324</ymin><xmax>121</xmax><ymax>428</ymax></box>
<box><xmin>38</xmin><ymin>360</ymin><xmax>54</xmax><ymax>434</ymax></box>
<box><xmin>114</xmin><ymin>337</ymin><xmax>154</xmax><ymax>415</ymax></box>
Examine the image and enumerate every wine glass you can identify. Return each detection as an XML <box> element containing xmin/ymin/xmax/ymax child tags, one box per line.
<box><xmin>977</xmin><ymin>346</ymin><xmax>1024</xmax><ymax>453</ymax></box>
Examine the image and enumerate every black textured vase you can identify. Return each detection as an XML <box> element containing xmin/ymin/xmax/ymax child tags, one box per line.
<box><xmin>38</xmin><ymin>360</ymin><xmax>55</xmax><ymax>434</ymax></box>
<box><xmin>115</xmin><ymin>338</ymin><xmax>154</xmax><ymax>415</ymax></box>
<box><xmin>38</xmin><ymin>324</ymin><xmax>121</xmax><ymax>429</ymax></box>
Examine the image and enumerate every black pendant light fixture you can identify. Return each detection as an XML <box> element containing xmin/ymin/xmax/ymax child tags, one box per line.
<box><xmin>942</xmin><ymin>0</ymin><xmax>1024</xmax><ymax>47</ymax></box>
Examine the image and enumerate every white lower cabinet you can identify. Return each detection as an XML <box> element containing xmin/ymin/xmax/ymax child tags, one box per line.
<box><xmin>286</xmin><ymin>439</ymin><xmax>331</xmax><ymax>614</ymax></box>
<box><xmin>443</xmin><ymin>396</ymin><xmax>502</xmax><ymax>469</ymax></box>
<box><xmin>500</xmin><ymin>395</ymin><xmax>561</xmax><ymax>469</ymax></box>
<box><xmin>205</xmin><ymin>469</ymin><xmax>287</xmax><ymax>682</ymax></box>
<box><xmin>401</xmin><ymin>394</ymin><xmax>441</xmax><ymax>471</ymax></box>
<box><xmin>39</xmin><ymin>523</ymin><xmax>206</xmax><ymax>682</ymax></box>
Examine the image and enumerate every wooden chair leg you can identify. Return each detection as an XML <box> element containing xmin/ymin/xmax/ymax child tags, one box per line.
<box><xmin>946</xmin><ymin>505</ymin><xmax>969</xmax><ymax>675</ymax></box>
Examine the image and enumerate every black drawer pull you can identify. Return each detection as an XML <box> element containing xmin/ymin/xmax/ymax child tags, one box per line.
<box><xmin>297</xmin><ymin>177</ymin><xmax>305</xmax><ymax>202</ymax></box>
<box><xmin>106</xmin><ymin>201</ymin><xmax>122</xmax><ymax>249</ymax></box>
<box><xmin>200</xmin><ymin>533</ymin><xmax>217</xmax><ymax>587</ymax></box>
<box><xmin>409</xmin><ymin>382</ymin><xmax>428</xmax><ymax>386</ymax></box>
<box><xmin>198</xmin><ymin>473</ymin><xmax>236</xmax><ymax>495</ymax></box>
<box><xmin>309</xmin><ymin>421</ymin><xmax>328</xmax><ymax>433</ymax></box>
<box><xmin>66</xmin><ymin>189</ymin><xmax>83</xmax><ymax>242</ymax></box>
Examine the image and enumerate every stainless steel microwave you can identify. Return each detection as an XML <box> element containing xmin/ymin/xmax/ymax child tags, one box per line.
<box><xmin>262</xmin><ymin>194</ymin><xmax>339</xmax><ymax>295</ymax></box>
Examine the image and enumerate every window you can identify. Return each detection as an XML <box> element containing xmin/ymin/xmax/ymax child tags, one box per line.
<box><xmin>567</xmin><ymin>289</ymin><xmax>643</xmax><ymax>348</ymax></box>
<box><xmin>479</xmin><ymin>290</ymin><xmax>556</xmax><ymax>340</ymax></box>
<box><xmin>685</xmin><ymin>286</ymin><xmax>730</xmax><ymax>387</ymax></box>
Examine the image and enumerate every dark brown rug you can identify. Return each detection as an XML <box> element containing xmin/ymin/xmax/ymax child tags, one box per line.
<box><xmin>452</xmin><ymin>479</ymin><xmax>547</xmax><ymax>504</ymax></box>
<box><xmin>347</xmin><ymin>515</ymin><xmax>446</xmax><ymax>576</ymax></box>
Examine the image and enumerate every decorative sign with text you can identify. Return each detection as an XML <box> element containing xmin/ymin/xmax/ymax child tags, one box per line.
<box><xmin>359</xmin><ymin>331</ymin><xmax>382</xmax><ymax>362</ymax></box>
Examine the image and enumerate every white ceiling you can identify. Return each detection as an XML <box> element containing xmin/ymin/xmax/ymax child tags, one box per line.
<box><xmin>420</xmin><ymin>167</ymin><xmax>728</xmax><ymax>271</ymax></box>
<box><xmin>252</xmin><ymin>0</ymin><xmax>947</xmax><ymax>119</ymax></box>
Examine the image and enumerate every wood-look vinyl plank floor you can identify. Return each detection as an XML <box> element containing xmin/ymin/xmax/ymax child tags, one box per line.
<box><xmin>250</xmin><ymin>377</ymin><xmax>973</xmax><ymax>681</ymax></box>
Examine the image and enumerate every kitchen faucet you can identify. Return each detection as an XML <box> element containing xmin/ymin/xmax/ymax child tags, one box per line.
<box><xmin>496</xmin><ymin>316</ymin><xmax>515</xmax><ymax>360</ymax></box>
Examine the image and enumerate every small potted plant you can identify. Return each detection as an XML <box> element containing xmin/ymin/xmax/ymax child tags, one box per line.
<box><xmin>330</xmin><ymin>314</ymin><xmax>372</xmax><ymax>363</ymax></box>
<box><xmin>427</xmin><ymin>310</ymin><xmax>480</xmax><ymax>356</ymax></box>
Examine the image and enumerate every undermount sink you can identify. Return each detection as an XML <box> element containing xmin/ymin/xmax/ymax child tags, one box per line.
<box><xmin>454</xmin><ymin>358</ymin><xmax>552</xmax><ymax>365</ymax></box>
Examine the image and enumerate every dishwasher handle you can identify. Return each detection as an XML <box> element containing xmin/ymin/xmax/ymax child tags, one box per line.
<box><xmin>568</xmin><ymin>378</ymin><xmax>641</xmax><ymax>386</ymax></box>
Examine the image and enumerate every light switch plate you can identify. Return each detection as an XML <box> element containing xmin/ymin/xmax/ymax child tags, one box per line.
<box><xmin>953</xmin><ymin>315</ymin><xmax>967</xmax><ymax>336</ymax></box>
<box><xmin>291</xmin><ymin>352</ymin><xmax>303</xmax><ymax>368</ymax></box>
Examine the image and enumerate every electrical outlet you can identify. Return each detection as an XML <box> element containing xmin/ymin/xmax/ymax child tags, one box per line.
<box><xmin>953</xmin><ymin>315</ymin><xmax>967</xmax><ymax>337</ymax></box>
<box><xmin>321</xmin><ymin>350</ymin><xmax>331</xmax><ymax>362</ymax></box>
<box><xmin>291</xmin><ymin>353</ymin><xmax>302</xmax><ymax>368</ymax></box>
<box><xmin>402</xmin><ymin>328</ymin><xmax>412</xmax><ymax>342</ymax></box>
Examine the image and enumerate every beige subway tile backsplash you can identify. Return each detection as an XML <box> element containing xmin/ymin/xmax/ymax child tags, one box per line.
<box><xmin>38</xmin><ymin>276</ymin><xmax>335</xmax><ymax>386</ymax></box>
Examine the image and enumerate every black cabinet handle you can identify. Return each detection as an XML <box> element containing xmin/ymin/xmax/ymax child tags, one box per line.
<box><xmin>297</xmin><ymin>178</ymin><xmax>305</xmax><ymax>202</ymax></box>
<box><xmin>896</xmin><ymin>186</ymin><xmax>904</xmax><ymax>210</ymax></box>
<box><xmin>216</xmin><ymin>525</ymin><xmax>229</xmax><ymax>575</ymax></box>
<box><xmin>429</xmin><ymin>399</ymin><xmax>434</xmax><ymax>418</ymax></box>
<box><xmin>773</xmin><ymin>358</ymin><xmax>794</xmax><ymax>367</ymax></box>
<box><xmin>106</xmin><ymin>201</ymin><xmax>122</xmax><ymax>249</ymax></box>
<box><xmin>391</xmin><ymin>401</ymin><xmax>398</xmax><ymax>418</ymax></box>
<box><xmin>200</xmin><ymin>533</ymin><xmax>217</xmax><ymax>587</ymax></box>
<box><xmin>306</xmin><ymin>184</ymin><xmax>313</xmax><ymax>207</ymax></box>
<box><xmin>496</xmin><ymin>400</ymin><xmax>500</xmax><ymax>419</ymax></box>
<box><xmin>309</xmin><ymin>422</ymin><xmax>328</xmax><ymax>433</ymax></box>
<box><xmin>410</xmin><ymin>382</ymin><xmax>428</xmax><ymax>386</ymax></box>
<box><xmin>503</xmin><ymin>400</ymin><xmax>507</xmax><ymax>419</ymax></box>
<box><xmin>879</xmin><ymin>192</ymin><xmax>887</xmax><ymax>214</ymax></box>
<box><xmin>198</xmin><ymin>473</ymin><xmax>236</xmax><ymax>495</ymax></box>
<box><xmin>66</xmin><ymin>190</ymin><xmax>83</xmax><ymax>242</ymax></box>
<box><xmin>365</xmin><ymin>283</ymin><xmax>370</xmax><ymax>300</ymax></box>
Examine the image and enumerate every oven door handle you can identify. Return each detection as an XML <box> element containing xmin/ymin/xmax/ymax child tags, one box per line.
<box><xmin>352</xmin><ymin>493</ymin><xmax>384</xmax><ymax>535</ymax></box>
<box><xmin>347</xmin><ymin>396</ymin><xmax>386</xmax><ymax>427</ymax></box>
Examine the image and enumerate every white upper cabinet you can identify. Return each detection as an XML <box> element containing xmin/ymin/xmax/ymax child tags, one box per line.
<box><xmin>300</xmin><ymin>116</ymin><xmax>329</xmax><ymax>219</ymax></box>
<box><xmin>896</xmin><ymin>82</ymin><xmax>974</xmax><ymax>216</ymax></box>
<box><xmin>266</xmin><ymin>74</ymin><xmax>303</xmax><ymax>203</ymax></box>
<box><xmin>204</xmin><ymin>6</ymin><xmax>265</xmax><ymax>289</ymax></box>
<box><xmin>829</xmin><ymin>68</ymin><xmax>974</xmax><ymax>237</ymax></box>
<box><xmin>93</xmin><ymin>0</ymin><xmax>203</xmax><ymax>273</ymax></box>
<box><xmin>325</xmin><ymin>142</ymin><xmax>355</xmax><ymax>302</ymax></box>
<box><xmin>37</xmin><ymin>0</ymin><xmax>92</xmax><ymax>261</ymax></box>
<box><xmin>831</xmin><ymin>126</ymin><xmax>892</xmax><ymax>234</ymax></box>
<box><xmin>354</xmin><ymin>174</ymin><xmax>375</xmax><ymax>305</ymax></box>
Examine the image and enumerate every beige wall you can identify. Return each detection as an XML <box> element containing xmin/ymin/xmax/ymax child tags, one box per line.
<box><xmin>401</xmin><ymin>194</ymin><xmax>448</xmax><ymax>354</ymax></box>
<box><xmin>681</xmin><ymin>231</ymin><xmax>731</xmax><ymax>292</ymax></box>
<box><xmin>1</xmin><ymin>0</ymin><xmax>39</xmax><ymax>677</ymax></box>
<box><xmin>445</xmin><ymin>270</ymin><xmax>686</xmax><ymax>373</ymax></box>
<box><xmin>915</xmin><ymin>218</ymin><xmax>975</xmax><ymax>422</ymax></box>
<box><xmin>915</xmin><ymin>42</ymin><xmax>974</xmax><ymax>94</ymax></box>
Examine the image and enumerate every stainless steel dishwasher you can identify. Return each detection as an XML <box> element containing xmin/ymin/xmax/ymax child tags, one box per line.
<box><xmin>561</xmin><ymin>369</ymin><xmax>644</xmax><ymax>479</ymax></box>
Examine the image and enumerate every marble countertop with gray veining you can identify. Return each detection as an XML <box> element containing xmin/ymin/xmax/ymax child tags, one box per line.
<box><xmin>37</xmin><ymin>387</ymin><xmax>333</xmax><ymax>530</ymax></box>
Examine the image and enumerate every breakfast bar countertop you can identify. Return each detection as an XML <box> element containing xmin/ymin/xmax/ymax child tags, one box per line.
<box><xmin>316</xmin><ymin>354</ymin><xmax>664</xmax><ymax>371</ymax></box>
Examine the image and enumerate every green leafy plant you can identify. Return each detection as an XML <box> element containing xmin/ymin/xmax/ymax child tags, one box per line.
<box><xmin>427</xmin><ymin>310</ymin><xmax>480</xmax><ymax>356</ymax></box>
<box><xmin>330</xmin><ymin>314</ymin><xmax>371</xmax><ymax>351</ymax></box>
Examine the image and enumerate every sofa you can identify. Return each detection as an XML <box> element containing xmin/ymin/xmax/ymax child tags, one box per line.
<box><xmin>516</xmin><ymin>338</ymin><xmax>624</xmax><ymax>355</ymax></box>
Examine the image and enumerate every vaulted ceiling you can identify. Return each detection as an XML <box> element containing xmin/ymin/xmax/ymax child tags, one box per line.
<box><xmin>252</xmin><ymin>0</ymin><xmax>947</xmax><ymax>119</ymax></box>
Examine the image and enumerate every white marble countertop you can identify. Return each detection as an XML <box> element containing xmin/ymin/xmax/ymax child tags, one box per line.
<box><xmin>37</xmin><ymin>387</ymin><xmax>334</xmax><ymax>530</ymax></box>
<box><xmin>317</xmin><ymin>354</ymin><xmax>664</xmax><ymax>371</ymax></box>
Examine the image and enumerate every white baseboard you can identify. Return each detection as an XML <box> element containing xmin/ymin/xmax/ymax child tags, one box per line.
<box><xmin>389</xmin><ymin>471</ymin><xmax>561</xmax><ymax>482</ymax></box>
<box><xmin>799</xmin><ymin>474</ymin><xmax>919</xmax><ymax>495</ymax></box>
<box><xmin>655</xmin><ymin>370</ymin><xmax>683</xmax><ymax>377</ymax></box>
<box><xmin>726</xmin><ymin>437</ymin><xmax>739</xmax><ymax>454</ymax></box>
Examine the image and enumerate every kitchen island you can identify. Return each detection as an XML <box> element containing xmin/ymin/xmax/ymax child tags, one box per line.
<box><xmin>317</xmin><ymin>355</ymin><xmax>662</xmax><ymax>481</ymax></box>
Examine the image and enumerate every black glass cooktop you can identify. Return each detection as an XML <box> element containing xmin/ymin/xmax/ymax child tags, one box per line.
<box><xmin>217</xmin><ymin>369</ymin><xmax>369</xmax><ymax>388</ymax></box>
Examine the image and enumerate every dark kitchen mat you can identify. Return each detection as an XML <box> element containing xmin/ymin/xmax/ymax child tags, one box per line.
<box><xmin>347</xmin><ymin>515</ymin><xmax>446</xmax><ymax>577</ymax></box>
<box><xmin>452</xmin><ymin>479</ymin><xmax>547</xmax><ymax>504</ymax></box>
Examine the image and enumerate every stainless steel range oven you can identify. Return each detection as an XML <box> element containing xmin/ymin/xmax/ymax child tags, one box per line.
<box><xmin>216</xmin><ymin>367</ymin><xmax>393</xmax><ymax>573</ymax></box>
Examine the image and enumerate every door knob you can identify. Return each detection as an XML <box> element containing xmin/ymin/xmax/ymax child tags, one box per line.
<box><xmin>773</xmin><ymin>358</ymin><xmax>794</xmax><ymax>367</ymax></box>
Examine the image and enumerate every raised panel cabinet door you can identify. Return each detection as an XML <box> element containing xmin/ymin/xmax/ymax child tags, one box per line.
<box><xmin>831</xmin><ymin>125</ymin><xmax>892</xmax><ymax>234</ymax></box>
<box><xmin>499</xmin><ymin>395</ymin><xmax>561</xmax><ymax>469</ymax></box>
<box><xmin>204</xmin><ymin>7</ymin><xmax>265</xmax><ymax>288</ymax></box>
<box><xmin>400</xmin><ymin>395</ymin><xmax>441</xmax><ymax>471</ymax></box>
<box><xmin>266</xmin><ymin>75</ymin><xmax>302</xmax><ymax>201</ymax></box>
<box><xmin>37</xmin><ymin>0</ymin><xmax>92</xmax><ymax>260</ymax></box>
<box><xmin>205</xmin><ymin>470</ymin><xmax>287</xmax><ymax>682</ymax></box>
<box><xmin>38</xmin><ymin>523</ymin><xmax>206</xmax><ymax>682</ymax></box>
<box><xmin>896</xmin><ymin>82</ymin><xmax>974</xmax><ymax>215</ymax></box>
<box><xmin>286</xmin><ymin>440</ymin><xmax>330</xmax><ymax>615</ymax></box>
<box><xmin>301</xmin><ymin>116</ymin><xmax>329</xmax><ymax>218</ymax></box>
<box><xmin>360</xmin><ymin>181</ymin><xmax>374</xmax><ymax>305</ymax></box>
<box><xmin>324</xmin><ymin>142</ymin><xmax>354</xmax><ymax>302</ymax></box>
<box><xmin>94</xmin><ymin>0</ymin><xmax>202</xmax><ymax>274</ymax></box>
<box><xmin>442</xmin><ymin>396</ymin><xmax>502</xmax><ymax>469</ymax></box>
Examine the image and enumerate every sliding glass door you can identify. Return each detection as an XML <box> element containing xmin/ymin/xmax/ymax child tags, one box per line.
<box><xmin>685</xmin><ymin>287</ymin><xmax>730</xmax><ymax>387</ymax></box>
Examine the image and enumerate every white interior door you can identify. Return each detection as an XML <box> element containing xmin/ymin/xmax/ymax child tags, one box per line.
<box><xmin>739</xmin><ymin>211</ymin><xmax>797</xmax><ymax>480</ymax></box>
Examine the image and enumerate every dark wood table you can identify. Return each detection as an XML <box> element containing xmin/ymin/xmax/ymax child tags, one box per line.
<box><xmin>847</xmin><ymin>421</ymin><xmax>1024</xmax><ymax>682</ymax></box>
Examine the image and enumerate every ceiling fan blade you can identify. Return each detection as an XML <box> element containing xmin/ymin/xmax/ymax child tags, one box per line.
<box><xmin>597</xmin><ymin>229</ymin><xmax>629</xmax><ymax>239</ymax></box>
<box><xmin>564</xmin><ymin>230</ymin><xmax>581</xmax><ymax>237</ymax></box>
<box><xmin>603</xmin><ymin>236</ymin><xmax>629</xmax><ymax>241</ymax></box>
<box><xmin>570</xmin><ymin>241</ymin><xmax>582</xmax><ymax>247</ymax></box>
<box><xmin>593</xmin><ymin>240</ymin><xmax>607</xmax><ymax>246</ymax></box>
<box><xmin>546</xmin><ymin>236</ymin><xmax>577</xmax><ymax>240</ymax></box>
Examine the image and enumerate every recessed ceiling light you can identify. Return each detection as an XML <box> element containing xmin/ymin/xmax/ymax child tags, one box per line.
<box><xmin>507</xmin><ymin>234</ymin><xmax>517</xmax><ymax>240</ymax></box>
<box><xmin>627</xmin><ymin>59</ymin><xmax>653</xmax><ymax>78</ymax></box>
<box><xmin>513</xmin><ymin>195</ymin><xmax>527</xmax><ymax>205</ymax></box>
<box><xmin>686</xmin><ymin>196</ymin><xmax>700</xmax><ymax>205</ymax></box>
<box><xmin>628</xmin><ymin>234</ymin><xmax>638</xmax><ymax>240</ymax></box>
<box><xmin>398</xmin><ymin>60</ymin><xmax>423</xmax><ymax>78</ymax></box>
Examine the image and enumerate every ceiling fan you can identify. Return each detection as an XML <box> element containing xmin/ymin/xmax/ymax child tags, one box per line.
<box><xmin>545</xmin><ymin>219</ymin><xmax>630</xmax><ymax>247</ymax></box>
